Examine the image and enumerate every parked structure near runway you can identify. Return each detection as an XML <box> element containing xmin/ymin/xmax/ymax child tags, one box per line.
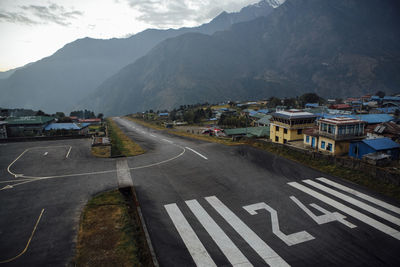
<box><xmin>5</xmin><ymin>116</ymin><xmax>55</xmax><ymax>137</ymax></box>
<box><xmin>270</xmin><ymin>110</ymin><xmax>317</xmax><ymax>144</ymax></box>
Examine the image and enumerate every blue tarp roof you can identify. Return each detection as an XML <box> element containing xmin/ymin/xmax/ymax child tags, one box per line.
<box><xmin>305</xmin><ymin>103</ymin><xmax>319</xmax><ymax>108</ymax></box>
<box><xmin>45</xmin><ymin>123</ymin><xmax>81</xmax><ymax>130</ymax></box>
<box><xmin>347</xmin><ymin>114</ymin><xmax>394</xmax><ymax>124</ymax></box>
<box><xmin>383</xmin><ymin>96</ymin><xmax>400</xmax><ymax>101</ymax></box>
<box><xmin>362</xmin><ymin>138</ymin><xmax>400</xmax><ymax>151</ymax></box>
<box><xmin>159</xmin><ymin>113</ymin><xmax>169</xmax><ymax>116</ymax></box>
<box><xmin>257</xmin><ymin>109</ymin><xmax>269</xmax><ymax>114</ymax></box>
<box><xmin>376</xmin><ymin>107</ymin><xmax>400</xmax><ymax>114</ymax></box>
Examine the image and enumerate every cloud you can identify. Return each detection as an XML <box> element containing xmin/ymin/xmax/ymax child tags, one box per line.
<box><xmin>0</xmin><ymin>3</ymin><xmax>83</xmax><ymax>26</ymax></box>
<box><xmin>124</xmin><ymin>0</ymin><xmax>258</xmax><ymax>28</ymax></box>
<box><xmin>0</xmin><ymin>11</ymin><xmax>38</xmax><ymax>25</ymax></box>
<box><xmin>20</xmin><ymin>3</ymin><xmax>84</xmax><ymax>26</ymax></box>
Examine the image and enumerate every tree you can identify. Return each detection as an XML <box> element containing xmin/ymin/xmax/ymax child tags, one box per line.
<box><xmin>97</xmin><ymin>113</ymin><xmax>104</xmax><ymax>119</ymax></box>
<box><xmin>299</xmin><ymin>93</ymin><xmax>321</xmax><ymax>106</ymax></box>
<box><xmin>36</xmin><ymin>110</ymin><xmax>46</xmax><ymax>116</ymax></box>
<box><xmin>267</xmin><ymin>97</ymin><xmax>281</xmax><ymax>108</ymax></box>
<box><xmin>375</xmin><ymin>91</ymin><xmax>385</xmax><ymax>98</ymax></box>
<box><xmin>55</xmin><ymin>112</ymin><xmax>65</xmax><ymax>118</ymax></box>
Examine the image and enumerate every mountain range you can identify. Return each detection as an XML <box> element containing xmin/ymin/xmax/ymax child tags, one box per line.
<box><xmin>82</xmin><ymin>0</ymin><xmax>400</xmax><ymax>115</ymax></box>
<box><xmin>1</xmin><ymin>0</ymin><xmax>400</xmax><ymax>116</ymax></box>
<box><xmin>0</xmin><ymin>0</ymin><xmax>279</xmax><ymax>113</ymax></box>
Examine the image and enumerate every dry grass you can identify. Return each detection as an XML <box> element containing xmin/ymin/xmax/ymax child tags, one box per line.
<box><xmin>125</xmin><ymin>116</ymin><xmax>242</xmax><ymax>146</ymax></box>
<box><xmin>75</xmin><ymin>190</ymin><xmax>150</xmax><ymax>266</ymax></box>
<box><xmin>91</xmin><ymin>146</ymin><xmax>111</xmax><ymax>158</ymax></box>
<box><xmin>107</xmin><ymin>118</ymin><xmax>145</xmax><ymax>157</ymax></box>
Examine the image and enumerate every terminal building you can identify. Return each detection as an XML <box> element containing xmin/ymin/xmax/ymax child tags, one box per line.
<box><xmin>270</xmin><ymin>110</ymin><xmax>317</xmax><ymax>144</ymax></box>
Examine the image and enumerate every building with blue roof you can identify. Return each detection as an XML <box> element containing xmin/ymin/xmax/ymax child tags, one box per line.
<box><xmin>349</xmin><ymin>137</ymin><xmax>400</xmax><ymax>160</ymax></box>
<box><xmin>346</xmin><ymin>114</ymin><xmax>394</xmax><ymax>124</ymax></box>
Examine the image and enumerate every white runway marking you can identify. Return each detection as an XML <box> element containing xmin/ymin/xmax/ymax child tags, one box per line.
<box><xmin>316</xmin><ymin>177</ymin><xmax>400</xmax><ymax>215</ymax></box>
<box><xmin>165</xmin><ymin>203</ymin><xmax>216</xmax><ymax>267</ymax></box>
<box><xmin>206</xmin><ymin>196</ymin><xmax>290</xmax><ymax>267</ymax></box>
<box><xmin>186</xmin><ymin>199</ymin><xmax>252</xmax><ymax>267</ymax></box>
<box><xmin>288</xmin><ymin>182</ymin><xmax>400</xmax><ymax>240</ymax></box>
<box><xmin>150</xmin><ymin>134</ymin><xmax>156</xmax><ymax>137</ymax></box>
<box><xmin>290</xmin><ymin>196</ymin><xmax>356</xmax><ymax>228</ymax></box>
<box><xmin>65</xmin><ymin>146</ymin><xmax>72</xmax><ymax>158</ymax></box>
<box><xmin>185</xmin><ymin>147</ymin><xmax>208</xmax><ymax>160</ymax></box>
<box><xmin>244</xmin><ymin>202</ymin><xmax>314</xmax><ymax>246</ymax></box>
<box><xmin>161</xmin><ymin>138</ymin><xmax>173</xmax><ymax>144</ymax></box>
<box><xmin>303</xmin><ymin>179</ymin><xmax>400</xmax><ymax>227</ymax></box>
<box><xmin>43</xmin><ymin>152</ymin><xmax>48</xmax><ymax>156</ymax></box>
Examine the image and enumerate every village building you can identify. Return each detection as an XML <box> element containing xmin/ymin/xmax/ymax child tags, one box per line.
<box><xmin>0</xmin><ymin>121</ymin><xmax>7</xmax><ymax>139</ymax></box>
<box><xmin>5</xmin><ymin>116</ymin><xmax>55</xmax><ymax>137</ymax></box>
<box><xmin>270</xmin><ymin>110</ymin><xmax>317</xmax><ymax>144</ymax></box>
<box><xmin>44</xmin><ymin>123</ymin><xmax>90</xmax><ymax>136</ymax></box>
<box><xmin>349</xmin><ymin>137</ymin><xmax>400</xmax><ymax>161</ymax></box>
<box><xmin>304</xmin><ymin>117</ymin><xmax>365</xmax><ymax>155</ymax></box>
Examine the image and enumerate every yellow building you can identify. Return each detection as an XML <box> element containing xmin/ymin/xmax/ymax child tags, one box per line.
<box><xmin>304</xmin><ymin>117</ymin><xmax>366</xmax><ymax>155</ymax></box>
<box><xmin>270</xmin><ymin>110</ymin><xmax>317</xmax><ymax>144</ymax></box>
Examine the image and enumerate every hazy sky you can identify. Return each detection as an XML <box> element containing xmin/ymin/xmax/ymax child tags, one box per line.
<box><xmin>0</xmin><ymin>0</ymin><xmax>259</xmax><ymax>71</ymax></box>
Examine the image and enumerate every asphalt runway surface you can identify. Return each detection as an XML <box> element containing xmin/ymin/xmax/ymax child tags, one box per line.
<box><xmin>1</xmin><ymin>117</ymin><xmax>400</xmax><ymax>266</ymax></box>
<box><xmin>0</xmin><ymin>139</ymin><xmax>118</xmax><ymax>266</ymax></box>
<box><xmin>115</xmin><ymin>117</ymin><xmax>400</xmax><ymax>267</ymax></box>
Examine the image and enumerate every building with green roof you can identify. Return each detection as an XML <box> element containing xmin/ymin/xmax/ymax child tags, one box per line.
<box><xmin>6</xmin><ymin>116</ymin><xmax>55</xmax><ymax>137</ymax></box>
<box><xmin>224</xmin><ymin>126</ymin><xmax>270</xmax><ymax>140</ymax></box>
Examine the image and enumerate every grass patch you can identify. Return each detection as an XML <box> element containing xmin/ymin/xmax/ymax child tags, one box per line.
<box><xmin>106</xmin><ymin>118</ymin><xmax>145</xmax><ymax>157</ymax></box>
<box><xmin>246</xmin><ymin>140</ymin><xmax>400</xmax><ymax>201</ymax></box>
<box><xmin>75</xmin><ymin>190</ymin><xmax>152</xmax><ymax>266</ymax></box>
<box><xmin>91</xmin><ymin>146</ymin><xmax>111</xmax><ymax>158</ymax></box>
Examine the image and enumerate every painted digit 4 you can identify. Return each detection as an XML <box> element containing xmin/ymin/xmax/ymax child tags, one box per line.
<box><xmin>243</xmin><ymin>202</ymin><xmax>315</xmax><ymax>246</ymax></box>
<box><xmin>290</xmin><ymin>196</ymin><xmax>356</xmax><ymax>228</ymax></box>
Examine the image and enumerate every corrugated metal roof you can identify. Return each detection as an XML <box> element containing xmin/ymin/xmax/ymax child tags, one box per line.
<box><xmin>45</xmin><ymin>123</ymin><xmax>82</xmax><ymax>130</ymax></box>
<box><xmin>6</xmin><ymin>116</ymin><xmax>55</xmax><ymax>125</ymax></box>
<box><xmin>257</xmin><ymin>115</ymin><xmax>272</xmax><ymax>125</ymax></box>
<box><xmin>347</xmin><ymin>114</ymin><xmax>394</xmax><ymax>124</ymax></box>
<box><xmin>224</xmin><ymin>126</ymin><xmax>270</xmax><ymax>137</ymax></box>
<box><xmin>362</xmin><ymin>138</ymin><xmax>400</xmax><ymax>150</ymax></box>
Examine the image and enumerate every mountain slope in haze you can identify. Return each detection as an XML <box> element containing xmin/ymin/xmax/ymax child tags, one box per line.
<box><xmin>0</xmin><ymin>0</ymin><xmax>279</xmax><ymax>113</ymax></box>
<box><xmin>85</xmin><ymin>0</ymin><xmax>400</xmax><ymax>115</ymax></box>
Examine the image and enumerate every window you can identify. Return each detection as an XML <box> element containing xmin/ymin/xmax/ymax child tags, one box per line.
<box><xmin>283</xmin><ymin>139</ymin><xmax>287</xmax><ymax>144</ymax></box>
<box><xmin>306</xmin><ymin>136</ymin><xmax>310</xmax><ymax>143</ymax></box>
<box><xmin>275</xmin><ymin>136</ymin><xmax>279</xmax><ymax>142</ymax></box>
<box><xmin>353</xmin><ymin>145</ymin><xmax>358</xmax><ymax>155</ymax></box>
<box><xmin>321</xmin><ymin>141</ymin><xmax>325</xmax><ymax>149</ymax></box>
<box><xmin>284</xmin><ymin>128</ymin><xmax>288</xmax><ymax>134</ymax></box>
<box><xmin>297</xmin><ymin>129</ymin><xmax>302</xmax><ymax>135</ymax></box>
<box><xmin>276</xmin><ymin>126</ymin><xmax>279</xmax><ymax>131</ymax></box>
<box><xmin>327</xmin><ymin>143</ymin><xmax>332</xmax><ymax>152</ymax></box>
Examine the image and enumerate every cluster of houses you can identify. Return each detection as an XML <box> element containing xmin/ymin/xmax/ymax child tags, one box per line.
<box><xmin>269</xmin><ymin>109</ymin><xmax>399</xmax><ymax>164</ymax></box>
<box><xmin>210</xmin><ymin>95</ymin><xmax>400</xmax><ymax>164</ymax></box>
<box><xmin>0</xmin><ymin>114</ymin><xmax>102</xmax><ymax>139</ymax></box>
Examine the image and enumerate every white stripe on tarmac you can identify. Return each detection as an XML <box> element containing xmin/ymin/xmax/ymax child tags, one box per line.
<box><xmin>185</xmin><ymin>147</ymin><xmax>208</xmax><ymax>160</ymax></box>
<box><xmin>303</xmin><ymin>179</ymin><xmax>400</xmax><ymax>227</ymax></box>
<box><xmin>288</xmin><ymin>182</ymin><xmax>400</xmax><ymax>240</ymax></box>
<box><xmin>205</xmin><ymin>196</ymin><xmax>290</xmax><ymax>267</ymax></box>
<box><xmin>164</xmin><ymin>203</ymin><xmax>216</xmax><ymax>267</ymax></box>
<box><xmin>186</xmin><ymin>199</ymin><xmax>253</xmax><ymax>267</ymax></box>
<box><xmin>316</xmin><ymin>177</ymin><xmax>400</xmax><ymax>215</ymax></box>
<box><xmin>161</xmin><ymin>138</ymin><xmax>173</xmax><ymax>144</ymax></box>
<box><xmin>66</xmin><ymin>146</ymin><xmax>72</xmax><ymax>158</ymax></box>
